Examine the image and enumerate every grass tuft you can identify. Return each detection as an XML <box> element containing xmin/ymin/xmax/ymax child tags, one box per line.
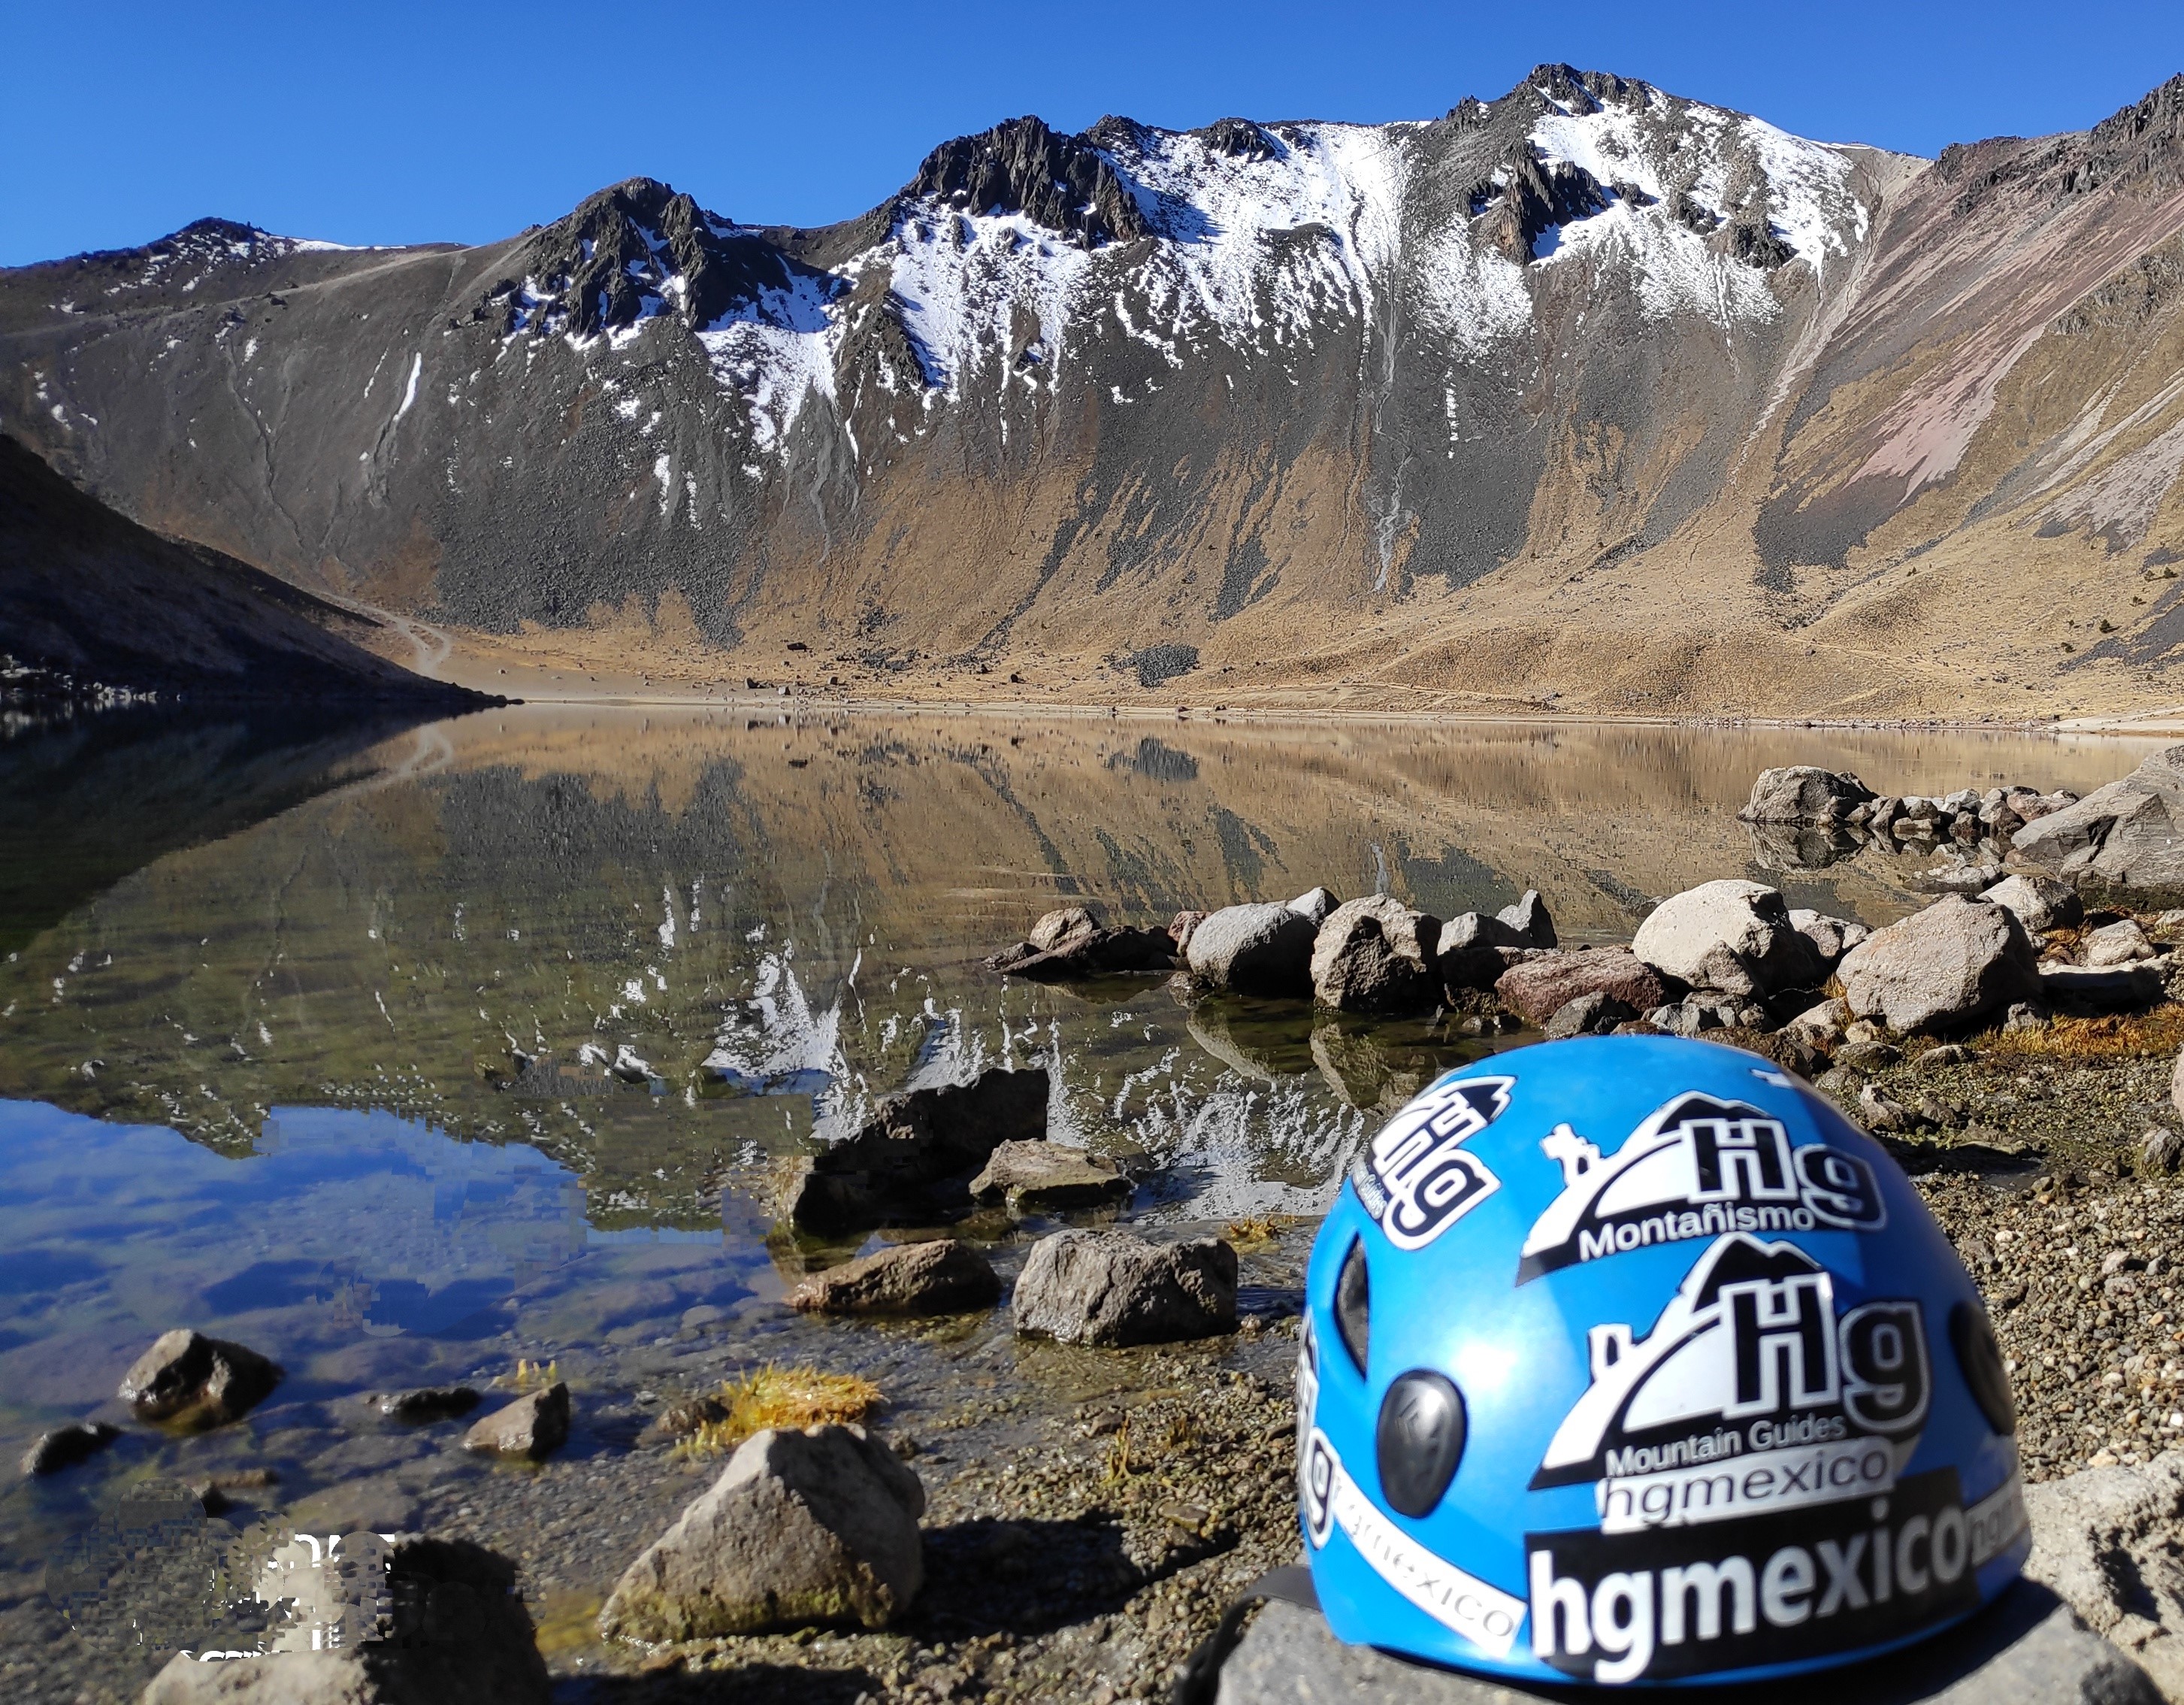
<box><xmin>673</xmin><ymin>1364</ymin><xmax>883</xmax><ymax>1459</ymax></box>
<box><xmin>1974</xmin><ymin>1004</ymin><xmax>2184</xmax><ymax>1062</ymax></box>
<box><xmin>1222</xmin><ymin>1213</ymin><xmax>1287</xmax><ymax>1244</ymax></box>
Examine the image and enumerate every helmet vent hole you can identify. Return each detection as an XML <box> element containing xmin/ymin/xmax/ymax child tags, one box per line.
<box><xmin>1376</xmin><ymin>1370</ymin><xmax>1467</xmax><ymax>1519</ymax></box>
<box><xmin>1335</xmin><ymin>1237</ymin><xmax>1370</xmax><ymax>1376</ymax></box>
<box><xmin>1950</xmin><ymin>1301</ymin><xmax>2017</xmax><ymax>1437</ymax></box>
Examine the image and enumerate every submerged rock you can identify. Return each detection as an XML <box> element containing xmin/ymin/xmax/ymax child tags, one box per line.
<box><xmin>1494</xmin><ymin>949</ymin><xmax>1668</xmax><ymax>1028</ymax></box>
<box><xmin>598</xmin><ymin>1424</ymin><xmax>925</xmax><ymax>1640</ymax></box>
<box><xmin>1739</xmin><ymin>765</ymin><xmax>1876</xmax><ymax>822</ymax></box>
<box><xmin>117</xmin><ymin>1330</ymin><xmax>282</xmax><ymax>1428</ymax></box>
<box><xmin>785</xmin><ymin>1067</ymin><xmax>1050</xmax><ymax>1235</ymax></box>
<box><xmin>22</xmin><ymin>1420</ymin><xmax>119</xmax><ymax>1477</ymax></box>
<box><xmin>1631</xmin><ymin>879</ymin><xmax>1824</xmax><ymax>998</ymax></box>
<box><xmin>374</xmin><ymin>1386</ymin><xmax>481</xmax><ymax>1423</ymax></box>
<box><xmin>1309</xmin><ymin>896</ymin><xmax>1443</xmax><ymax>1013</ymax></box>
<box><xmin>785</xmin><ymin>1239</ymin><xmax>1001</xmax><ymax>1316</ymax></box>
<box><xmin>1837</xmin><ymin>896</ymin><xmax>2040</xmax><ymax>1035</ymax></box>
<box><xmin>968</xmin><ymin>1140</ymin><xmax>1131</xmax><ymax>1213</ymax></box>
<box><xmin>1012</xmin><ymin>1230</ymin><xmax>1236</xmax><ymax>1346</ymax></box>
<box><xmin>1184</xmin><ymin>903</ymin><xmax>1318</xmax><ymax>998</ymax></box>
<box><xmin>463</xmin><ymin>1383</ymin><xmax>570</xmax><ymax>1461</ymax></box>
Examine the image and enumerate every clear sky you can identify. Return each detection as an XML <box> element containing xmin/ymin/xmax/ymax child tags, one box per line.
<box><xmin>4</xmin><ymin>0</ymin><xmax>2181</xmax><ymax>267</ymax></box>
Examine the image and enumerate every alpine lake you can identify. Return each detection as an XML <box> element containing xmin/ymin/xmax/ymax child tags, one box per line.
<box><xmin>0</xmin><ymin>704</ymin><xmax>2163</xmax><ymax>1700</ymax></box>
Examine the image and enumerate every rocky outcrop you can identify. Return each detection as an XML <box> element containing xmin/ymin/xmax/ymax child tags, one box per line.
<box><xmin>909</xmin><ymin>116</ymin><xmax>1148</xmax><ymax>248</ymax></box>
<box><xmin>1012</xmin><ymin>1231</ymin><xmax>1236</xmax><ymax>1346</ymax></box>
<box><xmin>1631</xmin><ymin>880</ymin><xmax>1825</xmax><ymax>999</ymax></box>
<box><xmin>1740</xmin><ymin>765</ymin><xmax>1876</xmax><ymax>822</ymax></box>
<box><xmin>462</xmin><ymin>1383</ymin><xmax>570</xmax><ymax>1460</ymax></box>
<box><xmin>1309</xmin><ymin>896</ymin><xmax>1442</xmax><ymax>1013</ymax></box>
<box><xmin>786</xmin><ymin>1240</ymin><xmax>1002</xmax><ymax>1316</ymax></box>
<box><xmin>22</xmin><ymin>1420</ymin><xmax>118</xmax><ymax>1476</ymax></box>
<box><xmin>968</xmin><ymin>1140</ymin><xmax>1131</xmax><ymax>1213</ymax></box>
<box><xmin>1496</xmin><ymin>949</ymin><xmax>1669</xmax><ymax>1027</ymax></box>
<box><xmin>598</xmin><ymin>1425</ymin><xmax>925</xmax><ymax>1640</ymax></box>
<box><xmin>1184</xmin><ymin>904</ymin><xmax>1318</xmax><ymax>998</ymax></box>
<box><xmin>117</xmin><ymin>1330</ymin><xmax>281</xmax><ymax>1428</ymax></box>
<box><xmin>143</xmin><ymin>1536</ymin><xmax>551</xmax><ymax>1704</ymax></box>
<box><xmin>1836</xmin><ymin>896</ymin><xmax>2040</xmax><ymax>1034</ymax></box>
<box><xmin>2014</xmin><ymin>747</ymin><xmax>2184</xmax><ymax>888</ymax></box>
<box><xmin>784</xmin><ymin>1067</ymin><xmax>1049</xmax><ymax>1235</ymax></box>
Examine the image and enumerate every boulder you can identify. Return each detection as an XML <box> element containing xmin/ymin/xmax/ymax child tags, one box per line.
<box><xmin>2085</xmin><ymin>919</ymin><xmax>2157</xmax><ymax>967</ymax></box>
<box><xmin>1168</xmin><ymin>910</ymin><xmax>1208</xmax><ymax>950</ymax></box>
<box><xmin>1543</xmin><ymin>992</ymin><xmax>1635</xmax><ymax>1038</ymax></box>
<box><xmin>1837</xmin><ymin>896</ymin><xmax>2040</xmax><ymax>1035</ymax></box>
<box><xmin>967</xmin><ymin>1140</ymin><xmax>1131</xmax><ymax>1213</ymax></box>
<box><xmin>1494</xmin><ymin>949</ymin><xmax>1670</xmax><ymax>1028</ymax></box>
<box><xmin>2145</xmin><ymin>1127</ymin><xmax>2184</xmax><ymax>1174</ymax></box>
<box><xmin>1184</xmin><ymin>903</ymin><xmax>1318</xmax><ymax>998</ymax></box>
<box><xmin>1739</xmin><ymin>765</ymin><xmax>1877</xmax><ymax>822</ymax></box>
<box><xmin>1494</xmin><ymin>890</ymin><xmax>1557</xmax><ymax>948</ymax></box>
<box><xmin>1631</xmin><ymin>880</ymin><xmax>1825</xmax><ymax>998</ymax></box>
<box><xmin>784</xmin><ymin>1067</ymin><xmax>1049</xmax><ymax>1235</ymax></box>
<box><xmin>2040</xmin><ymin>963</ymin><xmax>2164</xmax><ymax>1013</ymax></box>
<box><xmin>785</xmin><ymin>1239</ymin><xmax>1001</xmax><ymax>1316</ymax></box>
<box><xmin>1780</xmin><ymin>996</ymin><xmax>1851</xmax><ymax>1049</ymax></box>
<box><xmin>1029</xmin><ymin>906</ymin><xmax>1099</xmax><ymax>950</ymax></box>
<box><xmin>1287</xmin><ymin>887</ymin><xmax>1340</xmax><ymax>926</ymax></box>
<box><xmin>1438</xmin><ymin>910</ymin><xmax>1526</xmax><ymax>953</ymax></box>
<box><xmin>2013</xmin><ymin>746</ymin><xmax>2184</xmax><ymax>886</ymax></box>
<box><xmin>1012</xmin><ymin>1231</ymin><xmax>1236</xmax><ymax>1346</ymax></box>
<box><xmin>22</xmin><ymin>1419</ymin><xmax>119</xmax><ymax>1476</ymax></box>
<box><xmin>2024</xmin><ymin>1449</ymin><xmax>2184</xmax><ymax>1700</ymax></box>
<box><xmin>986</xmin><ymin>907</ymin><xmax>1173</xmax><ymax>980</ymax></box>
<box><xmin>374</xmin><ymin>1386</ymin><xmax>481</xmax><ymax>1423</ymax></box>
<box><xmin>117</xmin><ymin>1330</ymin><xmax>281</xmax><ymax>1428</ymax></box>
<box><xmin>1789</xmin><ymin>907</ymin><xmax>1869</xmax><ymax>966</ymax></box>
<box><xmin>1211</xmin><ymin>1588</ymin><xmax>2155</xmax><ymax>1703</ymax></box>
<box><xmin>1309</xmin><ymin>896</ymin><xmax>1443</xmax><ymax>1014</ymax></box>
<box><xmin>1982</xmin><ymin>872</ymin><xmax>2084</xmax><ymax>934</ymax></box>
<box><xmin>597</xmin><ymin>1424</ymin><xmax>924</xmax><ymax>1640</ymax></box>
<box><xmin>462</xmin><ymin>1383</ymin><xmax>569</xmax><ymax>1461</ymax></box>
<box><xmin>142</xmin><ymin>1535</ymin><xmax>551</xmax><ymax>1704</ymax></box>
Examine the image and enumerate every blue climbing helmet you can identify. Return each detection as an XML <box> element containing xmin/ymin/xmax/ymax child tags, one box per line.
<box><xmin>1296</xmin><ymin>1034</ymin><xmax>2025</xmax><ymax>1686</ymax></box>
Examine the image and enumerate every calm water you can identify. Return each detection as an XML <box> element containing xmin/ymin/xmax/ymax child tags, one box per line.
<box><xmin>0</xmin><ymin>705</ymin><xmax>2164</xmax><ymax>1615</ymax></box>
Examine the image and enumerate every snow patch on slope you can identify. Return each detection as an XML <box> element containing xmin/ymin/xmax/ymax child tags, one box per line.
<box><xmin>696</xmin><ymin>271</ymin><xmax>842</xmax><ymax>450</ymax></box>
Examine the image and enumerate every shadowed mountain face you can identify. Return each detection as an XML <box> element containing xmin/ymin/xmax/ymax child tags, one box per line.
<box><xmin>5</xmin><ymin>67</ymin><xmax>2184</xmax><ymax>714</ymax></box>
<box><xmin>0</xmin><ymin>435</ymin><xmax>486</xmax><ymax>705</ymax></box>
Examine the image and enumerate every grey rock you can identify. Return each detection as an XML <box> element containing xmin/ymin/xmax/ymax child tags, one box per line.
<box><xmin>462</xmin><ymin>1383</ymin><xmax>569</xmax><ymax>1460</ymax></box>
<box><xmin>1781</xmin><ymin>996</ymin><xmax>1851</xmax><ymax>1048</ymax></box>
<box><xmin>1169</xmin><ymin>910</ymin><xmax>1208</xmax><ymax>950</ymax></box>
<box><xmin>1740</xmin><ymin>764</ymin><xmax>1877</xmax><ymax>822</ymax></box>
<box><xmin>1435</xmin><ymin>913</ymin><xmax>1529</xmax><ymax>992</ymax></box>
<box><xmin>1310</xmin><ymin>896</ymin><xmax>1443</xmax><ymax>1014</ymax></box>
<box><xmin>1287</xmin><ymin>886</ymin><xmax>1341</xmax><ymax>926</ymax></box>
<box><xmin>785</xmin><ymin>1066</ymin><xmax>1049</xmax><ymax>1234</ymax></box>
<box><xmin>144</xmin><ymin>1536</ymin><xmax>551</xmax><ymax>1703</ymax></box>
<box><xmin>967</xmin><ymin>1139</ymin><xmax>1131</xmax><ymax>1213</ymax></box>
<box><xmin>1838</xmin><ymin>1039</ymin><xmax>1904</xmax><ymax>1070</ymax></box>
<box><xmin>1496</xmin><ymin>949</ymin><xmax>1669</xmax><ymax>1027</ymax></box>
<box><xmin>987</xmin><ymin>917</ymin><xmax>1173</xmax><ymax>980</ymax></box>
<box><xmin>1837</xmin><ymin>896</ymin><xmax>2040</xmax><ymax>1035</ymax></box>
<box><xmin>1632</xmin><ymin>879</ymin><xmax>1825</xmax><ymax>998</ymax></box>
<box><xmin>1789</xmin><ymin>907</ymin><xmax>1869</xmax><ymax>966</ymax></box>
<box><xmin>598</xmin><ymin>1424</ymin><xmax>925</xmax><ymax>1640</ymax></box>
<box><xmin>1982</xmin><ymin>873</ymin><xmax>2085</xmax><ymax>934</ymax></box>
<box><xmin>785</xmin><ymin>1238</ymin><xmax>1001</xmax><ymax>1316</ymax></box>
<box><xmin>2085</xmin><ymin>919</ymin><xmax>2157</xmax><ymax>967</ymax></box>
<box><xmin>374</xmin><ymin>1386</ymin><xmax>481</xmax><ymax>1423</ymax></box>
<box><xmin>1493</xmin><ymin>890</ymin><xmax>1557</xmax><ymax>948</ymax></box>
<box><xmin>2172</xmin><ymin>1042</ymin><xmax>2184</xmax><ymax>1124</ymax></box>
<box><xmin>1184</xmin><ymin>903</ymin><xmax>1319</xmax><ymax>998</ymax></box>
<box><xmin>22</xmin><ymin>1419</ymin><xmax>119</xmax><ymax>1476</ymax></box>
<box><xmin>2013</xmin><ymin>746</ymin><xmax>2184</xmax><ymax>886</ymax></box>
<box><xmin>1012</xmin><ymin>1230</ymin><xmax>1236</xmax><ymax>1346</ymax></box>
<box><xmin>1211</xmin><ymin>1588</ymin><xmax>2155</xmax><ymax>1703</ymax></box>
<box><xmin>117</xmin><ymin>1329</ymin><xmax>282</xmax><ymax>1427</ymax></box>
<box><xmin>2145</xmin><ymin>1128</ymin><xmax>2184</xmax><ymax>1174</ymax></box>
<box><xmin>1542</xmin><ymin>992</ymin><xmax>1634</xmax><ymax>1037</ymax></box>
<box><xmin>2024</xmin><ymin>1449</ymin><xmax>2184</xmax><ymax>1700</ymax></box>
<box><xmin>1028</xmin><ymin>905</ymin><xmax>1099</xmax><ymax>951</ymax></box>
<box><xmin>1438</xmin><ymin>910</ymin><xmax>1526</xmax><ymax>954</ymax></box>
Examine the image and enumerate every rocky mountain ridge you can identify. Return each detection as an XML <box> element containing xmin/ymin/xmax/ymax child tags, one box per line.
<box><xmin>5</xmin><ymin>66</ymin><xmax>2184</xmax><ymax>716</ymax></box>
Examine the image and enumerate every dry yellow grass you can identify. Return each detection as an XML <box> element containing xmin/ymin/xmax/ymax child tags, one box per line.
<box><xmin>1222</xmin><ymin>1214</ymin><xmax>1287</xmax><ymax>1245</ymax></box>
<box><xmin>1974</xmin><ymin>1005</ymin><xmax>2184</xmax><ymax>1062</ymax></box>
<box><xmin>503</xmin><ymin>1358</ymin><xmax>560</xmax><ymax>1390</ymax></box>
<box><xmin>673</xmin><ymin>1364</ymin><xmax>884</xmax><ymax>1459</ymax></box>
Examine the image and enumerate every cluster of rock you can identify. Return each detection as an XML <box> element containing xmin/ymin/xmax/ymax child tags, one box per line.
<box><xmin>1744</xmin><ymin>764</ymin><xmax>2078</xmax><ymax>844</ymax></box>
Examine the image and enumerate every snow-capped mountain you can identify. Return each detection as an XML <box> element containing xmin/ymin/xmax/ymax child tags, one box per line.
<box><xmin>6</xmin><ymin>65</ymin><xmax>2184</xmax><ymax>715</ymax></box>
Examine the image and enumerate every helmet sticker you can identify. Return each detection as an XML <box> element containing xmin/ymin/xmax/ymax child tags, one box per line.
<box><xmin>1302</xmin><ymin>1424</ymin><xmax>1527</xmax><ymax>1658</ymax></box>
<box><xmin>1532</xmin><ymin>1235</ymin><xmax>1929</xmax><ymax>1537</ymax></box>
<box><xmin>1517</xmin><ymin>1092</ymin><xmax>1885</xmax><ymax>1282</ymax></box>
<box><xmin>1348</xmin><ymin>1074</ymin><xmax>1514</xmax><ymax>1252</ymax></box>
<box><xmin>1525</xmin><ymin>1466</ymin><xmax>2026</xmax><ymax>1682</ymax></box>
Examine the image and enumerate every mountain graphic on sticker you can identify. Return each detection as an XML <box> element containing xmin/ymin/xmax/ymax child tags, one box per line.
<box><xmin>1516</xmin><ymin>1090</ymin><xmax>1884</xmax><ymax>1282</ymax></box>
<box><xmin>1531</xmin><ymin>1233</ymin><xmax>1928</xmax><ymax>1491</ymax></box>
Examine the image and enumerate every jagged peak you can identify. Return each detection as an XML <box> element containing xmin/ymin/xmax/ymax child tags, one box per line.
<box><xmin>906</xmin><ymin>114</ymin><xmax>1149</xmax><ymax>248</ymax></box>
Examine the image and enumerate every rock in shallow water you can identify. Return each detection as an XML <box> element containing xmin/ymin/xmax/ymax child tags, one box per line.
<box><xmin>374</xmin><ymin>1386</ymin><xmax>480</xmax><ymax>1423</ymax></box>
<box><xmin>1012</xmin><ymin>1230</ymin><xmax>1236</xmax><ymax>1346</ymax></box>
<box><xmin>1739</xmin><ymin>764</ymin><xmax>1877</xmax><ymax>823</ymax></box>
<box><xmin>1310</xmin><ymin>896</ymin><xmax>1442</xmax><ymax>1013</ymax></box>
<box><xmin>1494</xmin><ymin>949</ymin><xmax>1667</xmax><ymax>1027</ymax></box>
<box><xmin>22</xmin><ymin>1419</ymin><xmax>119</xmax><ymax>1476</ymax></box>
<box><xmin>597</xmin><ymin>1423</ymin><xmax>924</xmax><ymax>1640</ymax></box>
<box><xmin>785</xmin><ymin>1238</ymin><xmax>1001</xmax><ymax>1316</ymax></box>
<box><xmin>462</xmin><ymin>1382</ymin><xmax>569</xmax><ymax>1460</ymax></box>
<box><xmin>968</xmin><ymin>1139</ymin><xmax>1131</xmax><ymax>1213</ymax></box>
<box><xmin>1186</xmin><ymin>903</ymin><xmax>1319</xmax><ymax>998</ymax></box>
<box><xmin>1838</xmin><ymin>896</ymin><xmax>2041</xmax><ymax>1035</ymax></box>
<box><xmin>117</xmin><ymin>1329</ymin><xmax>282</xmax><ymax>1428</ymax></box>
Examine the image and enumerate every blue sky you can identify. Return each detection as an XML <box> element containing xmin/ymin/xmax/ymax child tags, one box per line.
<box><xmin>4</xmin><ymin>0</ymin><xmax>2181</xmax><ymax>266</ymax></box>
